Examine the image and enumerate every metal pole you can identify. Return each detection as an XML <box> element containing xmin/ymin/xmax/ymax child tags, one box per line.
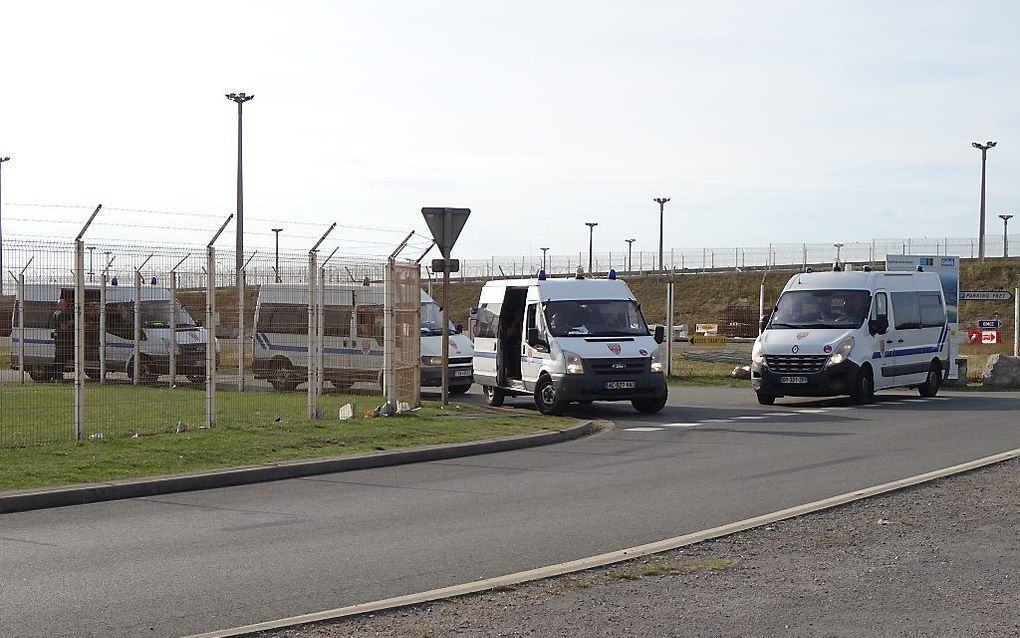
<box><xmin>272</xmin><ymin>228</ymin><xmax>282</xmax><ymax>283</ymax></box>
<box><xmin>654</xmin><ymin>197</ymin><xmax>669</xmax><ymax>273</ymax></box>
<box><xmin>133</xmin><ymin>271</ymin><xmax>142</xmax><ymax>385</ymax></box>
<box><xmin>169</xmin><ymin>270</ymin><xmax>178</xmax><ymax>386</ymax></box>
<box><xmin>99</xmin><ymin>274</ymin><xmax>106</xmax><ymax>383</ymax></box>
<box><xmin>206</xmin><ymin>246</ymin><xmax>216</xmax><ymax>428</ymax></box>
<box><xmin>18</xmin><ymin>273</ymin><xmax>25</xmax><ymax>383</ymax></box>
<box><xmin>979</xmin><ymin>147</ymin><xmax>987</xmax><ymax>260</ymax></box>
<box><xmin>1014</xmin><ymin>286</ymin><xmax>1019</xmax><ymax>358</ymax></box>
<box><xmin>0</xmin><ymin>157</ymin><xmax>8</xmax><ymax>298</ymax></box>
<box><xmin>585</xmin><ymin>222</ymin><xmax>597</xmax><ymax>273</ymax></box>
<box><xmin>238</xmin><ymin>266</ymin><xmax>245</xmax><ymax>392</ymax></box>
<box><xmin>540</xmin><ymin>247</ymin><xmax>549</xmax><ymax>272</ymax></box>
<box><xmin>317</xmin><ymin>266</ymin><xmax>326</xmax><ymax>397</ymax></box>
<box><xmin>385</xmin><ymin>259</ymin><xmax>396</xmax><ymax>409</ymax></box>
<box><xmin>626</xmin><ymin>240</ymin><xmax>634</xmax><ymax>272</ymax></box>
<box><xmin>308</xmin><ymin>251</ymin><xmax>318</xmax><ymax>418</ymax></box>
<box><xmin>74</xmin><ymin>240</ymin><xmax>85</xmax><ymax>441</ymax></box>
<box><xmin>999</xmin><ymin>215</ymin><xmax>1012</xmax><ymax>258</ymax></box>
<box><xmin>442</xmin><ymin>263</ymin><xmax>451</xmax><ymax>406</ymax></box>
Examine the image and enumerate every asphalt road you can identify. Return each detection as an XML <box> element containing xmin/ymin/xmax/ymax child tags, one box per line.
<box><xmin>3</xmin><ymin>386</ymin><xmax>1019</xmax><ymax>638</ymax></box>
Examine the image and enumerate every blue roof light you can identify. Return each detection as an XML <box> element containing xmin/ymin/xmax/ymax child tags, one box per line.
<box><xmin>538</xmin><ymin>268</ymin><xmax>547</xmax><ymax>281</ymax></box>
<box><xmin>608</xmin><ymin>268</ymin><xmax>617</xmax><ymax>280</ymax></box>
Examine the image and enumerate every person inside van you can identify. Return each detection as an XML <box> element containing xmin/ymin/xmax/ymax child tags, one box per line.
<box><xmin>50</xmin><ymin>298</ymin><xmax>74</xmax><ymax>374</ymax></box>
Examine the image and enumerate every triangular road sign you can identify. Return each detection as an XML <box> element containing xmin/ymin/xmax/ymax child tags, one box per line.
<box><xmin>422</xmin><ymin>207</ymin><xmax>470</xmax><ymax>258</ymax></box>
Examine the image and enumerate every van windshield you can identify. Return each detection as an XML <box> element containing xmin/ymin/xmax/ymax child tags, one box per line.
<box><xmin>141</xmin><ymin>301</ymin><xmax>196</xmax><ymax>328</ymax></box>
<box><xmin>769</xmin><ymin>290</ymin><xmax>871</xmax><ymax>330</ymax></box>
<box><xmin>421</xmin><ymin>301</ymin><xmax>459</xmax><ymax>335</ymax></box>
<box><xmin>544</xmin><ymin>300</ymin><xmax>648</xmax><ymax>337</ymax></box>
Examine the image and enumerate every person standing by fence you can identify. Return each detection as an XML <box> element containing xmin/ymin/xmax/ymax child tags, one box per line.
<box><xmin>50</xmin><ymin>297</ymin><xmax>74</xmax><ymax>379</ymax></box>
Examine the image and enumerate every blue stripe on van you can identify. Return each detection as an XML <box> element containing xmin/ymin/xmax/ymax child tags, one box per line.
<box><xmin>255</xmin><ymin>333</ymin><xmax>383</xmax><ymax>357</ymax></box>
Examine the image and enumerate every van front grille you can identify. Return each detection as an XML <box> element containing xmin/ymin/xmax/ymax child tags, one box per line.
<box><xmin>764</xmin><ymin>354</ymin><xmax>828</xmax><ymax>374</ymax></box>
<box><xmin>589</xmin><ymin>358</ymin><xmax>647</xmax><ymax>375</ymax></box>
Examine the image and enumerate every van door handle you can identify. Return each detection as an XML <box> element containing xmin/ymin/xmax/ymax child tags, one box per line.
<box><xmin>897</xmin><ymin>339</ymin><xmax>904</xmax><ymax>343</ymax></box>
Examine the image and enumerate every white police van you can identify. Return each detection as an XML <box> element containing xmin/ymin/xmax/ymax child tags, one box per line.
<box><xmin>752</xmin><ymin>267</ymin><xmax>949</xmax><ymax>404</ymax></box>
<box><xmin>252</xmin><ymin>284</ymin><xmax>473</xmax><ymax>393</ymax></box>
<box><xmin>9</xmin><ymin>283</ymin><xmax>216</xmax><ymax>383</ymax></box>
<box><xmin>472</xmin><ymin>270</ymin><xmax>668</xmax><ymax>415</ymax></box>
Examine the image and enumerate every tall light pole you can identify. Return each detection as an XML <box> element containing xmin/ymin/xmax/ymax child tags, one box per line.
<box><xmin>625</xmin><ymin>238</ymin><xmax>635</xmax><ymax>272</ymax></box>
<box><xmin>272</xmin><ymin>228</ymin><xmax>283</xmax><ymax>283</ymax></box>
<box><xmin>833</xmin><ymin>242</ymin><xmax>844</xmax><ymax>262</ymax></box>
<box><xmin>540</xmin><ymin>247</ymin><xmax>549</xmax><ymax>272</ymax></box>
<box><xmin>654</xmin><ymin>197</ymin><xmax>669</xmax><ymax>273</ymax></box>
<box><xmin>226</xmin><ymin>92</ymin><xmax>254</xmax><ymax>282</ymax></box>
<box><xmin>0</xmin><ymin>156</ymin><xmax>10</xmax><ymax>297</ymax></box>
<box><xmin>585</xmin><ymin>222</ymin><xmax>598</xmax><ymax>273</ymax></box>
<box><xmin>1000</xmin><ymin>214</ymin><xmax>1013</xmax><ymax>258</ymax></box>
<box><xmin>87</xmin><ymin>246</ymin><xmax>96</xmax><ymax>282</ymax></box>
<box><xmin>972</xmin><ymin>141</ymin><xmax>997</xmax><ymax>260</ymax></box>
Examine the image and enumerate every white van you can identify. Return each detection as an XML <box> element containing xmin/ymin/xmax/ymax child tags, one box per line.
<box><xmin>9</xmin><ymin>283</ymin><xmax>216</xmax><ymax>383</ymax></box>
<box><xmin>752</xmin><ymin>268</ymin><xmax>950</xmax><ymax>404</ymax></box>
<box><xmin>252</xmin><ymin>284</ymin><xmax>473</xmax><ymax>393</ymax></box>
<box><xmin>472</xmin><ymin>271</ymin><xmax>668</xmax><ymax>415</ymax></box>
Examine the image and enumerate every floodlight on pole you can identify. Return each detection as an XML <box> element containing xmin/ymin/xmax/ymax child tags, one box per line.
<box><xmin>625</xmin><ymin>238</ymin><xmax>636</xmax><ymax>272</ymax></box>
<box><xmin>653</xmin><ymin>197</ymin><xmax>670</xmax><ymax>272</ymax></box>
<box><xmin>585</xmin><ymin>222</ymin><xmax>598</xmax><ymax>273</ymax></box>
<box><xmin>999</xmin><ymin>214</ymin><xmax>1013</xmax><ymax>258</ymax></box>
<box><xmin>972</xmin><ymin>140</ymin><xmax>997</xmax><ymax>260</ymax></box>
<box><xmin>540</xmin><ymin>247</ymin><xmax>549</xmax><ymax>272</ymax></box>
<box><xmin>226</xmin><ymin>92</ymin><xmax>254</xmax><ymax>279</ymax></box>
<box><xmin>271</xmin><ymin>227</ymin><xmax>283</xmax><ymax>282</ymax></box>
<box><xmin>833</xmin><ymin>243</ymin><xmax>845</xmax><ymax>261</ymax></box>
<box><xmin>0</xmin><ymin>156</ymin><xmax>10</xmax><ymax>297</ymax></box>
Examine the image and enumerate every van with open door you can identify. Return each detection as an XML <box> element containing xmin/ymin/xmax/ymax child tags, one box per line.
<box><xmin>752</xmin><ymin>268</ymin><xmax>949</xmax><ymax>404</ymax></box>
<box><xmin>472</xmin><ymin>270</ymin><xmax>668</xmax><ymax>415</ymax></box>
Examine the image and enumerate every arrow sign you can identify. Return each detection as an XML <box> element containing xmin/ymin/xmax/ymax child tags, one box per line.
<box><xmin>422</xmin><ymin>207</ymin><xmax>470</xmax><ymax>259</ymax></box>
<box><xmin>959</xmin><ymin>291</ymin><xmax>1012</xmax><ymax>301</ymax></box>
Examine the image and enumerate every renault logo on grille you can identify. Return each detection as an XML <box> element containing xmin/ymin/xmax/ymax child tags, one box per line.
<box><xmin>791</xmin><ymin>345</ymin><xmax>800</xmax><ymax>354</ymax></box>
<box><xmin>611</xmin><ymin>363</ymin><xmax>626</xmax><ymax>369</ymax></box>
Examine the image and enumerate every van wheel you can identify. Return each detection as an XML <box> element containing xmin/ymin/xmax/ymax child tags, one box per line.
<box><xmin>632</xmin><ymin>391</ymin><xmax>668</xmax><ymax>414</ymax></box>
<box><xmin>332</xmin><ymin>380</ymin><xmax>355</xmax><ymax>393</ymax></box>
<box><xmin>918</xmin><ymin>361</ymin><xmax>942</xmax><ymax>398</ymax></box>
<box><xmin>449</xmin><ymin>384</ymin><xmax>471</xmax><ymax>396</ymax></box>
<box><xmin>534</xmin><ymin>376</ymin><xmax>567</xmax><ymax>415</ymax></box>
<box><xmin>128</xmin><ymin>357</ymin><xmax>158</xmax><ymax>384</ymax></box>
<box><xmin>187</xmin><ymin>375</ymin><xmax>206</xmax><ymax>386</ymax></box>
<box><xmin>851</xmin><ymin>366</ymin><xmax>874</xmax><ymax>404</ymax></box>
<box><xmin>483</xmin><ymin>385</ymin><xmax>505</xmax><ymax>407</ymax></box>
<box><xmin>29</xmin><ymin>368</ymin><xmax>57</xmax><ymax>382</ymax></box>
<box><xmin>270</xmin><ymin>360</ymin><xmax>299</xmax><ymax>392</ymax></box>
<box><xmin>755</xmin><ymin>391</ymin><xmax>776</xmax><ymax>406</ymax></box>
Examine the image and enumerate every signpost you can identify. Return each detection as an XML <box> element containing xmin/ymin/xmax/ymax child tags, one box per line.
<box><xmin>421</xmin><ymin>207</ymin><xmax>471</xmax><ymax>406</ymax></box>
<box><xmin>690</xmin><ymin>334</ymin><xmax>728</xmax><ymax>346</ymax></box>
<box><xmin>960</xmin><ymin>291</ymin><xmax>1012</xmax><ymax>301</ymax></box>
<box><xmin>977</xmin><ymin>319</ymin><xmax>1001</xmax><ymax>329</ymax></box>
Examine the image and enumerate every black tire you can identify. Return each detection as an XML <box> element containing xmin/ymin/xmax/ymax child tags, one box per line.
<box><xmin>332</xmin><ymin>379</ymin><xmax>355</xmax><ymax>393</ymax></box>
<box><xmin>918</xmin><ymin>361</ymin><xmax>942</xmax><ymax>398</ymax></box>
<box><xmin>534</xmin><ymin>376</ymin><xmax>567</xmax><ymax>415</ymax></box>
<box><xmin>270</xmin><ymin>360</ymin><xmax>300</xmax><ymax>392</ymax></box>
<box><xmin>632</xmin><ymin>387</ymin><xmax>669</xmax><ymax>414</ymax></box>
<box><xmin>850</xmin><ymin>366</ymin><xmax>875</xmax><ymax>404</ymax></box>
<box><xmin>755</xmin><ymin>391</ymin><xmax>776</xmax><ymax>406</ymax></box>
<box><xmin>29</xmin><ymin>368</ymin><xmax>57</xmax><ymax>382</ymax></box>
<box><xmin>483</xmin><ymin>385</ymin><xmax>505</xmax><ymax>407</ymax></box>
<box><xmin>449</xmin><ymin>384</ymin><xmax>472</xmax><ymax>396</ymax></box>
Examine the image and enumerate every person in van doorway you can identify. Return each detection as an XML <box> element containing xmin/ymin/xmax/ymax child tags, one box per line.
<box><xmin>50</xmin><ymin>298</ymin><xmax>74</xmax><ymax>377</ymax></box>
<box><xmin>502</xmin><ymin>308</ymin><xmax>524</xmax><ymax>378</ymax></box>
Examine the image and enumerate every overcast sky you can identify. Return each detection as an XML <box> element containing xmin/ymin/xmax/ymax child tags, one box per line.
<box><xmin>1</xmin><ymin>0</ymin><xmax>1018</xmax><ymax>260</ymax></box>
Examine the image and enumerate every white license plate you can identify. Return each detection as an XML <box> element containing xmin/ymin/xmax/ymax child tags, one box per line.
<box><xmin>453</xmin><ymin>369</ymin><xmax>473</xmax><ymax>377</ymax></box>
<box><xmin>781</xmin><ymin>376</ymin><xmax>808</xmax><ymax>384</ymax></box>
<box><xmin>606</xmin><ymin>381</ymin><xmax>636</xmax><ymax>389</ymax></box>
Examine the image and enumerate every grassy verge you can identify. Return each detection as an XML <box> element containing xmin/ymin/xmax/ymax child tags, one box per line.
<box><xmin>668</xmin><ymin>358</ymin><xmax>748</xmax><ymax>387</ymax></box>
<box><xmin>0</xmin><ymin>386</ymin><xmax>573</xmax><ymax>493</ymax></box>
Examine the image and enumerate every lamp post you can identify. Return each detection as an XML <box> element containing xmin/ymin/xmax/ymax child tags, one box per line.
<box><xmin>272</xmin><ymin>227</ymin><xmax>283</xmax><ymax>283</ymax></box>
<box><xmin>540</xmin><ymin>247</ymin><xmax>549</xmax><ymax>272</ymax></box>
<box><xmin>1000</xmin><ymin>214</ymin><xmax>1013</xmax><ymax>258</ymax></box>
<box><xmin>226</xmin><ymin>91</ymin><xmax>254</xmax><ymax>286</ymax></box>
<box><xmin>585</xmin><ymin>222</ymin><xmax>598</xmax><ymax>273</ymax></box>
<box><xmin>654</xmin><ymin>197</ymin><xmax>669</xmax><ymax>272</ymax></box>
<box><xmin>625</xmin><ymin>238</ymin><xmax>635</xmax><ymax>272</ymax></box>
<box><xmin>972</xmin><ymin>141</ymin><xmax>997</xmax><ymax>260</ymax></box>
<box><xmin>833</xmin><ymin>242</ymin><xmax>844</xmax><ymax>262</ymax></box>
<box><xmin>0</xmin><ymin>156</ymin><xmax>10</xmax><ymax>297</ymax></box>
<box><xmin>87</xmin><ymin>246</ymin><xmax>96</xmax><ymax>282</ymax></box>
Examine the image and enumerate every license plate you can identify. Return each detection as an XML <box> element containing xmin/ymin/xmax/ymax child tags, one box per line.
<box><xmin>605</xmin><ymin>381</ymin><xmax>636</xmax><ymax>389</ymax></box>
<box><xmin>453</xmin><ymin>369</ymin><xmax>473</xmax><ymax>377</ymax></box>
<box><xmin>781</xmin><ymin>376</ymin><xmax>808</xmax><ymax>384</ymax></box>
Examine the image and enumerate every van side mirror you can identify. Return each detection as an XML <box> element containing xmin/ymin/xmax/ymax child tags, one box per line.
<box><xmin>654</xmin><ymin>325</ymin><xmax>666</xmax><ymax>344</ymax></box>
<box><xmin>869</xmin><ymin>314</ymin><xmax>889</xmax><ymax>335</ymax></box>
<box><xmin>759</xmin><ymin>314</ymin><xmax>771</xmax><ymax>333</ymax></box>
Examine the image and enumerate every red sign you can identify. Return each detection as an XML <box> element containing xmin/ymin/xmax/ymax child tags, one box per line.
<box><xmin>968</xmin><ymin>329</ymin><xmax>1000</xmax><ymax>345</ymax></box>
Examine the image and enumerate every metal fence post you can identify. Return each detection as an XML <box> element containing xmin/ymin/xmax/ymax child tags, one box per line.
<box><xmin>385</xmin><ymin>259</ymin><xmax>396</xmax><ymax>410</ymax></box>
<box><xmin>133</xmin><ymin>270</ymin><xmax>142</xmax><ymax>385</ymax></box>
<box><xmin>206</xmin><ymin>245</ymin><xmax>216</xmax><ymax>428</ymax></box>
<box><xmin>317</xmin><ymin>265</ymin><xmax>327</xmax><ymax>397</ymax></box>
<box><xmin>74</xmin><ymin>239</ymin><xmax>85</xmax><ymax>441</ymax></box>
<box><xmin>169</xmin><ymin>270</ymin><xmax>177</xmax><ymax>386</ymax></box>
<box><xmin>665</xmin><ymin>280</ymin><xmax>674</xmax><ymax>376</ymax></box>
<box><xmin>1014</xmin><ymin>286</ymin><xmax>1019</xmax><ymax>358</ymax></box>
<box><xmin>307</xmin><ymin>250</ymin><xmax>318</xmax><ymax>419</ymax></box>
<box><xmin>237</xmin><ymin>267</ymin><xmax>245</xmax><ymax>392</ymax></box>
<box><xmin>99</xmin><ymin>273</ymin><xmax>107</xmax><ymax>383</ymax></box>
<box><xmin>17</xmin><ymin>273</ymin><xmax>25</xmax><ymax>383</ymax></box>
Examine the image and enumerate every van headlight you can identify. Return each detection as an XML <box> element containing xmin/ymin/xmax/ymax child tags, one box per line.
<box><xmin>826</xmin><ymin>336</ymin><xmax>854</xmax><ymax>366</ymax></box>
<box><xmin>650</xmin><ymin>348</ymin><xmax>664</xmax><ymax>374</ymax></box>
<box><xmin>752</xmin><ymin>340</ymin><xmax>766</xmax><ymax>367</ymax></box>
<box><xmin>421</xmin><ymin>356</ymin><xmax>443</xmax><ymax>366</ymax></box>
<box><xmin>563</xmin><ymin>351</ymin><xmax>584</xmax><ymax>375</ymax></box>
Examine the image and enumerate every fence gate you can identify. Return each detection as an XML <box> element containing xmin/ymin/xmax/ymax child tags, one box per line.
<box><xmin>385</xmin><ymin>261</ymin><xmax>421</xmax><ymax>408</ymax></box>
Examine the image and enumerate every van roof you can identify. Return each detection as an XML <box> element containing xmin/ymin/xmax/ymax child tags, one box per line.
<box><xmin>783</xmin><ymin>270</ymin><xmax>943</xmax><ymax>292</ymax></box>
<box><xmin>21</xmin><ymin>283</ymin><xmax>172</xmax><ymax>302</ymax></box>
<box><xmin>482</xmin><ymin>277</ymin><xmax>636</xmax><ymax>302</ymax></box>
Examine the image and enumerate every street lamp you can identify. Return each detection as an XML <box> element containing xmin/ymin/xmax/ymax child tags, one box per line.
<box><xmin>0</xmin><ymin>156</ymin><xmax>10</xmax><ymax>297</ymax></box>
<box><xmin>540</xmin><ymin>247</ymin><xmax>549</xmax><ymax>272</ymax></box>
<box><xmin>654</xmin><ymin>197</ymin><xmax>670</xmax><ymax>272</ymax></box>
<box><xmin>833</xmin><ymin>242</ymin><xmax>844</xmax><ymax>261</ymax></box>
<box><xmin>585</xmin><ymin>222</ymin><xmax>598</xmax><ymax>273</ymax></box>
<box><xmin>1000</xmin><ymin>214</ymin><xmax>1013</xmax><ymax>258</ymax></box>
<box><xmin>271</xmin><ymin>228</ymin><xmax>283</xmax><ymax>283</ymax></box>
<box><xmin>87</xmin><ymin>246</ymin><xmax>96</xmax><ymax>282</ymax></box>
<box><xmin>226</xmin><ymin>92</ymin><xmax>254</xmax><ymax>283</ymax></box>
<box><xmin>625</xmin><ymin>238</ymin><xmax>636</xmax><ymax>272</ymax></box>
<box><xmin>972</xmin><ymin>140</ymin><xmax>997</xmax><ymax>260</ymax></box>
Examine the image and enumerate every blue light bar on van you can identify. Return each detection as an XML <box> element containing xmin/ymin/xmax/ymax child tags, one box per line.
<box><xmin>151</xmin><ymin>277</ymin><xmax>157</xmax><ymax>286</ymax></box>
<box><xmin>608</xmin><ymin>268</ymin><xmax>617</xmax><ymax>280</ymax></box>
<box><xmin>111</xmin><ymin>277</ymin><xmax>118</xmax><ymax>286</ymax></box>
<box><xmin>538</xmin><ymin>269</ymin><xmax>547</xmax><ymax>280</ymax></box>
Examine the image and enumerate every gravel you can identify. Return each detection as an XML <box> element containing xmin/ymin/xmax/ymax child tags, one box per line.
<box><xmin>258</xmin><ymin>458</ymin><xmax>1020</xmax><ymax>638</ymax></box>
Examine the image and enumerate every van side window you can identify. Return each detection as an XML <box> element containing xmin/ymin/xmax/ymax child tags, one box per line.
<box><xmin>917</xmin><ymin>292</ymin><xmax>946</xmax><ymax>328</ymax></box>
<box><xmin>526</xmin><ymin>304</ymin><xmax>537</xmax><ymax>332</ymax></box>
<box><xmin>356</xmin><ymin>305</ymin><xmax>384</xmax><ymax>341</ymax></box>
<box><xmin>871</xmin><ymin>292</ymin><xmax>888</xmax><ymax>320</ymax></box>
<box><xmin>267</xmin><ymin>304</ymin><xmax>308</xmax><ymax>335</ymax></box>
<box><xmin>475</xmin><ymin>303</ymin><xmax>501</xmax><ymax>339</ymax></box>
<box><xmin>324</xmin><ymin>307</ymin><xmax>353</xmax><ymax>337</ymax></box>
<box><xmin>891</xmin><ymin>292</ymin><xmax>920</xmax><ymax>330</ymax></box>
<box><xmin>13</xmin><ymin>301</ymin><xmax>55</xmax><ymax>329</ymax></box>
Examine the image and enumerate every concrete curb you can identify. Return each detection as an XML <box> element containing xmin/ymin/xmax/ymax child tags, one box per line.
<box><xmin>0</xmin><ymin>420</ymin><xmax>601</xmax><ymax>515</ymax></box>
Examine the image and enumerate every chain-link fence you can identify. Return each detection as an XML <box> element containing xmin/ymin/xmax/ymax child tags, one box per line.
<box><xmin>457</xmin><ymin>234</ymin><xmax>1020</xmax><ymax>279</ymax></box>
<box><xmin>1</xmin><ymin>235</ymin><xmax>422</xmax><ymax>448</ymax></box>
